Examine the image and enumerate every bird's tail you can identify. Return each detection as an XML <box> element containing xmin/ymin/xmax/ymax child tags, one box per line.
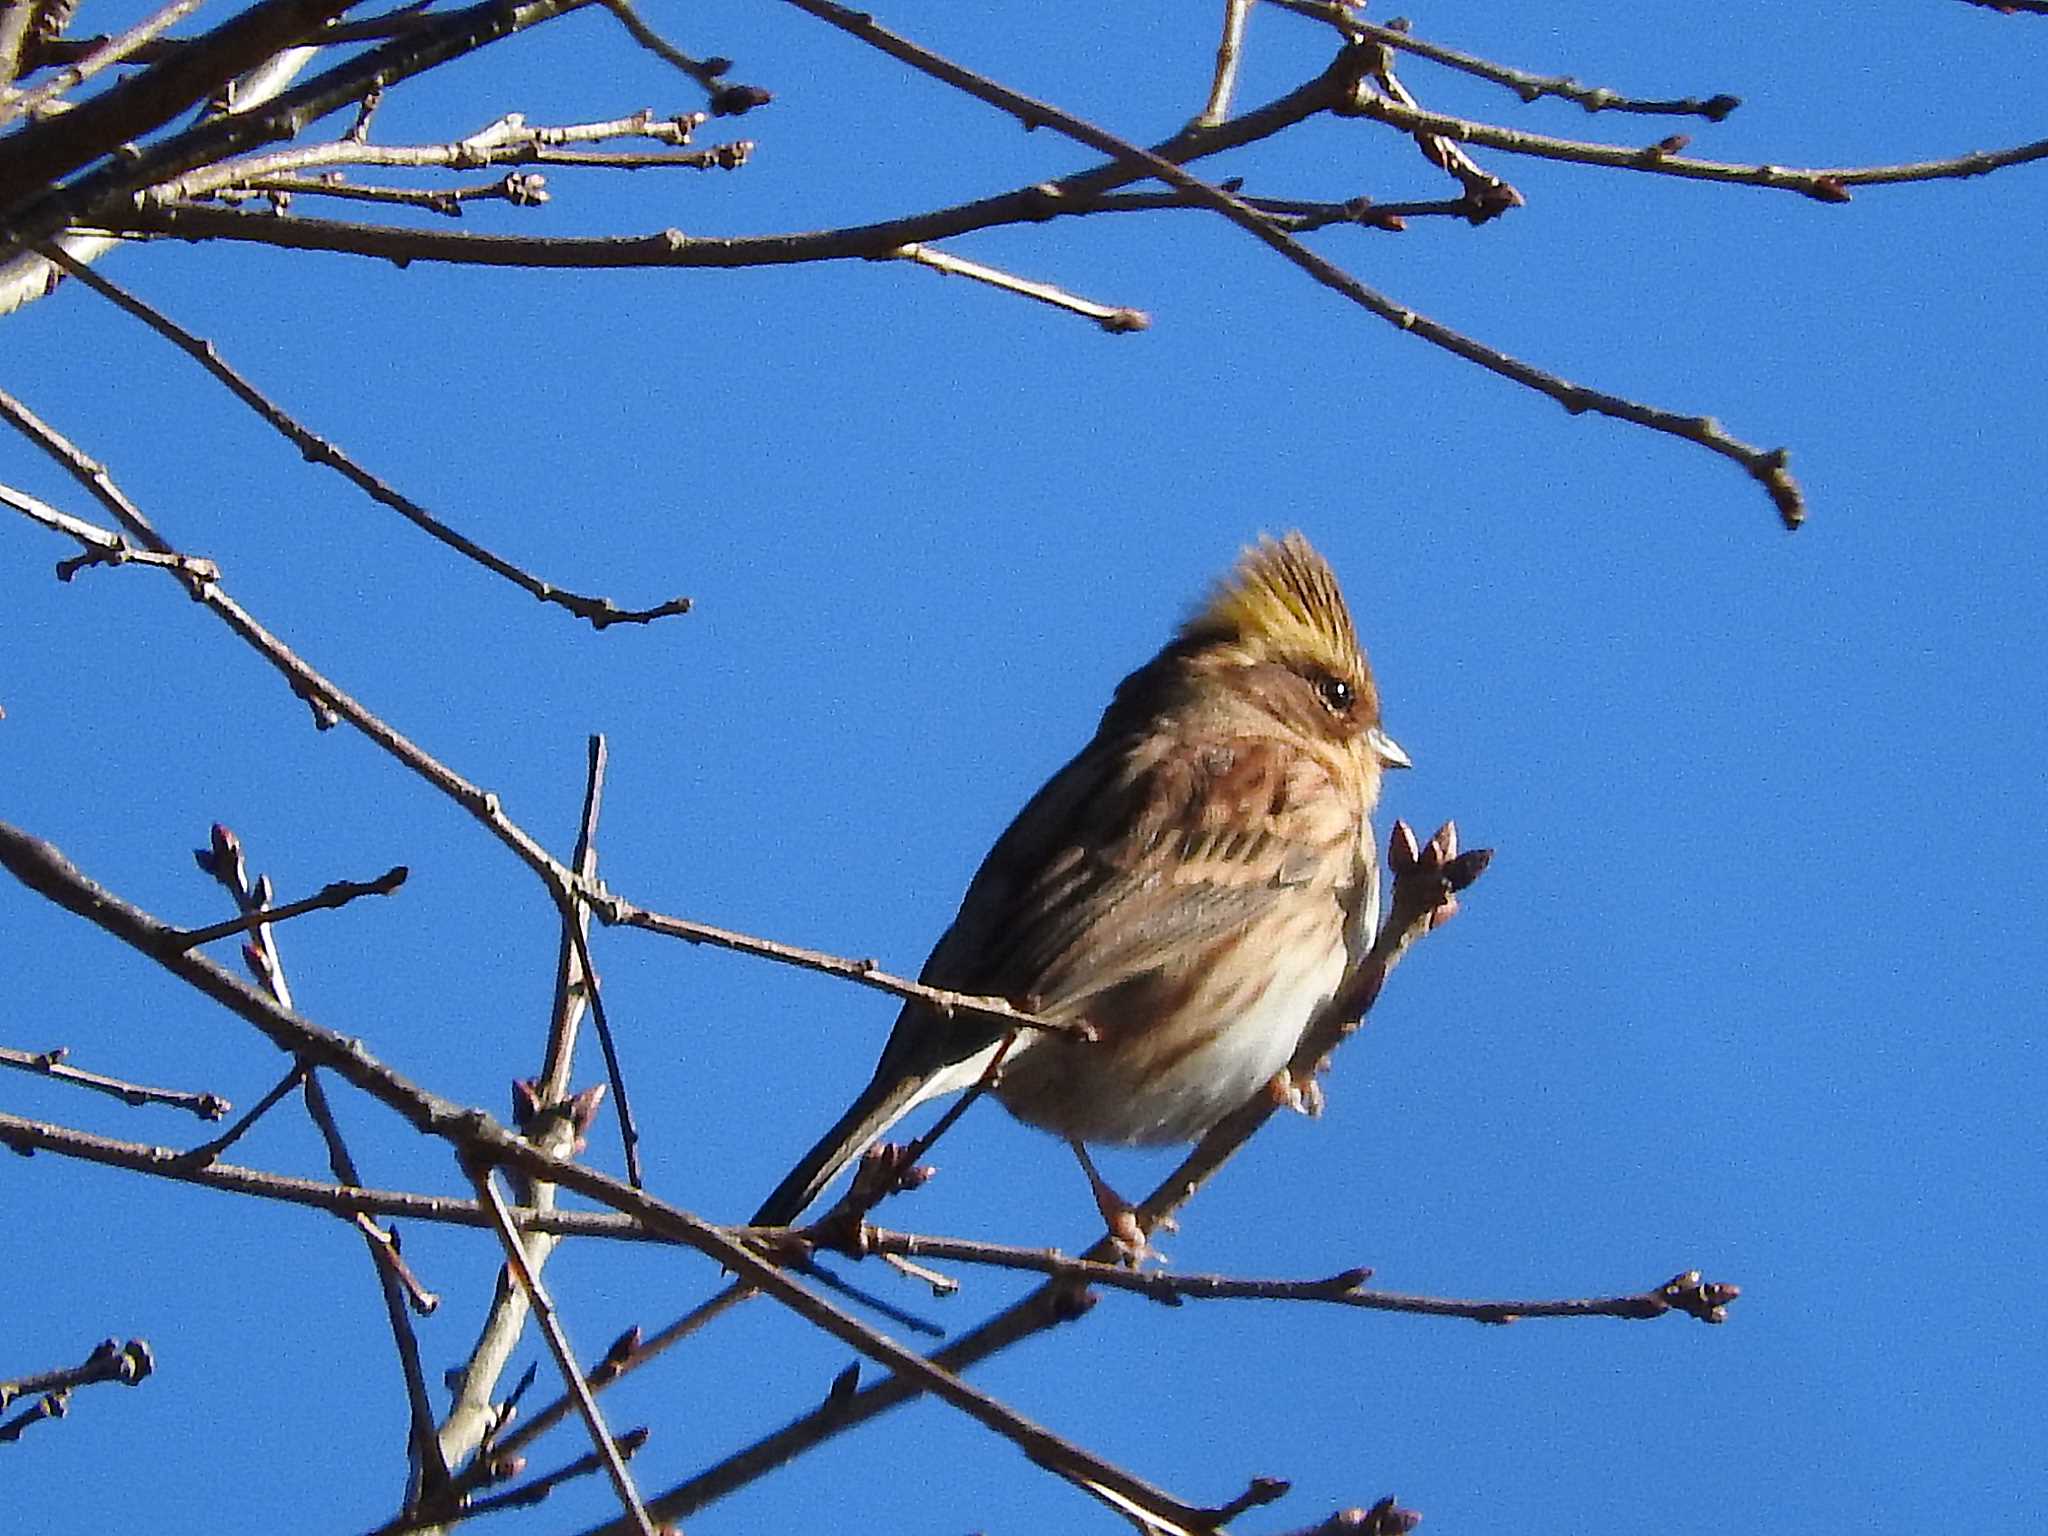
<box><xmin>750</xmin><ymin>1070</ymin><xmax>932</xmax><ymax>1228</ymax></box>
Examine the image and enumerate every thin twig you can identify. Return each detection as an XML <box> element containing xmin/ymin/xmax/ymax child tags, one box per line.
<box><xmin>470</xmin><ymin>1167</ymin><xmax>656</xmax><ymax>1536</ymax></box>
<box><xmin>0</xmin><ymin>1108</ymin><xmax>658</xmax><ymax>1234</ymax></box>
<box><xmin>1198</xmin><ymin>0</ymin><xmax>1254</xmax><ymax>127</ymax></box>
<box><xmin>566</xmin><ymin>917</ymin><xmax>641</xmax><ymax>1187</ymax></box>
<box><xmin>0</xmin><ymin>384</ymin><xmax>169</xmax><ymax>549</ymax></box>
<box><xmin>1346</xmin><ymin>91</ymin><xmax>2048</xmax><ymax>197</ymax></box>
<box><xmin>0</xmin><ymin>1339</ymin><xmax>153</xmax><ymax>1438</ymax></box>
<box><xmin>600</xmin><ymin>0</ymin><xmax>770</xmax><ymax>115</ymax></box>
<box><xmin>851</xmin><ymin>1229</ymin><xmax>1739</xmax><ymax>1322</ymax></box>
<box><xmin>1268</xmin><ymin>0</ymin><xmax>1741</xmax><ymax>119</ymax></box>
<box><xmin>168</xmin><ymin>864</ymin><xmax>406</xmax><ymax>950</ymax></box>
<box><xmin>0</xmin><ymin>479</ymin><xmax>212</xmax><ymax>582</ymax></box>
<box><xmin>530</xmin><ymin>141</ymin><xmax>747</xmax><ymax>169</ymax></box>
<box><xmin>38</xmin><ymin>242</ymin><xmax>696</xmax><ymax>630</ymax></box>
<box><xmin>892</xmin><ymin>241</ymin><xmax>1148</xmax><ymax>332</ymax></box>
<box><xmin>0</xmin><ymin>1337</ymin><xmax>154</xmax><ymax>1408</ymax></box>
<box><xmin>178</xmin><ymin>1059</ymin><xmax>310</xmax><ymax>1164</ymax></box>
<box><xmin>136</xmin><ymin>107</ymin><xmax>716</xmax><ymax>203</ymax></box>
<box><xmin>1364</xmin><ymin>40</ymin><xmax>1522</xmax><ymax>215</ymax></box>
<box><xmin>1075</xmin><ymin>187</ymin><xmax>1468</xmax><ymax>231</ymax></box>
<box><xmin>0</xmin><ymin>1044</ymin><xmax>229</xmax><ymax>1119</ymax></box>
<box><xmin>305</xmin><ymin>1055</ymin><xmax>451</xmax><ymax>1493</ymax></box>
<box><xmin>603</xmin><ymin>895</ymin><xmax>1091</xmax><ymax>1043</ymax></box>
<box><xmin>219</xmin><ymin>169</ymin><xmax>550</xmax><ymax>214</ymax></box>
<box><xmin>540</xmin><ymin>735</ymin><xmax>606</xmax><ymax>1099</ymax></box>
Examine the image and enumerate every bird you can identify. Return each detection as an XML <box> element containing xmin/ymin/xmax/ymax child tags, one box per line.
<box><xmin>752</xmin><ymin>532</ymin><xmax>1408</xmax><ymax>1241</ymax></box>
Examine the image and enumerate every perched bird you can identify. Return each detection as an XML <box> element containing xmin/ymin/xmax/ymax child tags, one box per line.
<box><xmin>752</xmin><ymin>532</ymin><xmax>1408</xmax><ymax>1237</ymax></box>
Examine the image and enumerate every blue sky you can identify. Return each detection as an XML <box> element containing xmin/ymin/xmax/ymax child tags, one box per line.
<box><xmin>5</xmin><ymin>3</ymin><xmax>2045</xmax><ymax>1533</ymax></box>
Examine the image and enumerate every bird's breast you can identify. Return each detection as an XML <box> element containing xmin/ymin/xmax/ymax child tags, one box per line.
<box><xmin>993</xmin><ymin>897</ymin><xmax>1353</xmax><ymax>1146</ymax></box>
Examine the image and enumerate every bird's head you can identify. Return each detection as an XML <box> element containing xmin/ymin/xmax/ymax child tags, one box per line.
<box><xmin>1165</xmin><ymin>531</ymin><xmax>1410</xmax><ymax>779</ymax></box>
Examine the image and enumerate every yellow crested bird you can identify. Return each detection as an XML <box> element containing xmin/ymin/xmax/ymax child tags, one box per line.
<box><xmin>753</xmin><ymin>532</ymin><xmax>1408</xmax><ymax>1238</ymax></box>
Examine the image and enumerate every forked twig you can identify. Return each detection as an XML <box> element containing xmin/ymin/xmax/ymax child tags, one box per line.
<box><xmin>469</xmin><ymin>1166</ymin><xmax>656</xmax><ymax>1536</ymax></box>
<box><xmin>0</xmin><ymin>1338</ymin><xmax>154</xmax><ymax>1444</ymax></box>
<box><xmin>0</xmin><ymin>1338</ymin><xmax>154</xmax><ymax>1412</ymax></box>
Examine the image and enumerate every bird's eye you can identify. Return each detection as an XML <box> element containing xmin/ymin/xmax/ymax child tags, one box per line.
<box><xmin>1314</xmin><ymin>672</ymin><xmax>1354</xmax><ymax>714</ymax></box>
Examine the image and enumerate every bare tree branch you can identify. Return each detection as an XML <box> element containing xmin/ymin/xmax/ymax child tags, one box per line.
<box><xmin>1346</xmin><ymin>91</ymin><xmax>2048</xmax><ymax>196</ymax></box>
<box><xmin>1</xmin><ymin>0</ymin><xmax>597</xmax><ymax>258</ymax></box>
<box><xmin>0</xmin><ymin>0</ymin><xmax>201</xmax><ymax>128</ymax></box>
<box><xmin>758</xmin><ymin>11</ymin><xmax>1808</xmax><ymax>525</ymax></box>
<box><xmin>1269</xmin><ymin>0</ymin><xmax>1742</xmax><ymax>118</ymax></box>
<box><xmin>0</xmin><ymin>1108</ymin><xmax>656</xmax><ymax>1235</ymax></box>
<box><xmin>181</xmin><ymin>1060</ymin><xmax>310</xmax><ymax>1164</ymax></box>
<box><xmin>835</xmin><ymin>1228</ymin><xmax>1741</xmax><ymax>1324</ymax></box>
<box><xmin>599</xmin><ymin>0</ymin><xmax>770</xmax><ymax>115</ymax></box>
<box><xmin>191</xmin><ymin>821</ymin><xmax>450</xmax><ymax>1498</ymax></box>
<box><xmin>169</xmin><ymin>864</ymin><xmax>406</xmax><ymax>950</ymax></box>
<box><xmin>1198</xmin><ymin>0</ymin><xmax>1254</xmax><ymax>127</ymax></box>
<box><xmin>0</xmin><ymin>1044</ymin><xmax>229</xmax><ymax>1118</ymax></box>
<box><xmin>439</xmin><ymin>737</ymin><xmax>613</xmax><ymax>1483</ymax></box>
<box><xmin>0</xmin><ymin>1338</ymin><xmax>154</xmax><ymax>1443</ymax></box>
<box><xmin>139</xmin><ymin>107</ymin><xmax>729</xmax><ymax>204</ymax></box>
<box><xmin>0</xmin><ymin>0</ymin><xmax>361</xmax><ymax>207</ymax></box>
<box><xmin>0</xmin><ymin>1337</ymin><xmax>155</xmax><ymax>1411</ymax></box>
<box><xmin>894</xmin><ymin>240</ymin><xmax>1149</xmax><ymax>331</ymax></box>
<box><xmin>0</xmin><ymin>385</ymin><xmax>169</xmax><ymax>548</ymax></box>
<box><xmin>0</xmin><ymin>820</ymin><xmax>1316</xmax><ymax>1535</ymax></box>
<box><xmin>38</xmin><ymin>242</ymin><xmax>696</xmax><ymax>630</ymax></box>
<box><xmin>470</xmin><ymin>1166</ymin><xmax>655</xmax><ymax>1536</ymax></box>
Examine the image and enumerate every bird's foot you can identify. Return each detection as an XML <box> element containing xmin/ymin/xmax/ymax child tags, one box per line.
<box><xmin>1070</xmin><ymin>1138</ymin><xmax>1165</xmax><ymax>1266</ymax></box>
<box><xmin>1267</xmin><ymin>1066</ymin><xmax>1325</xmax><ymax>1117</ymax></box>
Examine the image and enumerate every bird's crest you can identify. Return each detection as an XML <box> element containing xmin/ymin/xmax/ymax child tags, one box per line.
<box><xmin>1180</xmin><ymin>532</ymin><xmax>1360</xmax><ymax>669</ymax></box>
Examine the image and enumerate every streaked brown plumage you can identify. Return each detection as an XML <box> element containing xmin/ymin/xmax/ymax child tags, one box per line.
<box><xmin>753</xmin><ymin>533</ymin><xmax>1407</xmax><ymax>1230</ymax></box>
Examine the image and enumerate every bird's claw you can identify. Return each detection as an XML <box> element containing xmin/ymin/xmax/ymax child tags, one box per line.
<box><xmin>1268</xmin><ymin>1066</ymin><xmax>1325</xmax><ymax>1117</ymax></box>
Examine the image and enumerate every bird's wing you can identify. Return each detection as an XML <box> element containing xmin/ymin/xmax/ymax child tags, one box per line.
<box><xmin>875</xmin><ymin>724</ymin><xmax>1363</xmax><ymax>1082</ymax></box>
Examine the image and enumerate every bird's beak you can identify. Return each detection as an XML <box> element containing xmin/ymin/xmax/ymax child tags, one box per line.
<box><xmin>1369</xmin><ymin>727</ymin><xmax>1412</xmax><ymax>770</ymax></box>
